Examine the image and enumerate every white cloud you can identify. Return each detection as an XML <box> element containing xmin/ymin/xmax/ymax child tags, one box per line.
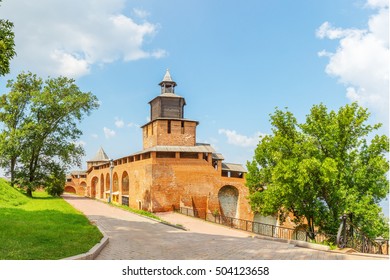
<box><xmin>0</xmin><ymin>0</ymin><xmax>166</xmax><ymax>78</ymax></box>
<box><xmin>367</xmin><ymin>0</ymin><xmax>389</xmax><ymax>9</ymax></box>
<box><xmin>218</xmin><ymin>129</ymin><xmax>263</xmax><ymax>148</ymax></box>
<box><xmin>91</xmin><ymin>134</ymin><xmax>98</xmax><ymax>139</ymax></box>
<box><xmin>316</xmin><ymin>22</ymin><xmax>363</xmax><ymax>40</ymax></box>
<box><xmin>114</xmin><ymin>118</ymin><xmax>125</xmax><ymax>128</ymax></box>
<box><xmin>73</xmin><ymin>140</ymin><xmax>86</xmax><ymax>147</ymax></box>
<box><xmin>103</xmin><ymin>127</ymin><xmax>116</xmax><ymax>139</ymax></box>
<box><xmin>50</xmin><ymin>50</ymin><xmax>90</xmax><ymax>77</ymax></box>
<box><xmin>127</xmin><ymin>122</ymin><xmax>140</xmax><ymax>128</ymax></box>
<box><xmin>133</xmin><ymin>8</ymin><xmax>150</xmax><ymax>19</ymax></box>
<box><xmin>316</xmin><ymin>1</ymin><xmax>389</xmax><ymax>127</ymax></box>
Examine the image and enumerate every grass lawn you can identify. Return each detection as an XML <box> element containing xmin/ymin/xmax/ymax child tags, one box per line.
<box><xmin>0</xmin><ymin>178</ymin><xmax>103</xmax><ymax>260</ymax></box>
<box><xmin>114</xmin><ymin>203</ymin><xmax>163</xmax><ymax>221</ymax></box>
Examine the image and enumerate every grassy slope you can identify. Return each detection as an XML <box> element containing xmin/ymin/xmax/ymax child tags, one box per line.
<box><xmin>0</xmin><ymin>179</ymin><xmax>103</xmax><ymax>260</ymax></box>
<box><xmin>0</xmin><ymin>179</ymin><xmax>29</xmax><ymax>207</ymax></box>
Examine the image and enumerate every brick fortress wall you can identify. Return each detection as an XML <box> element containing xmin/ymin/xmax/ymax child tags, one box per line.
<box><xmin>67</xmin><ymin>70</ymin><xmax>254</xmax><ymax>223</ymax></box>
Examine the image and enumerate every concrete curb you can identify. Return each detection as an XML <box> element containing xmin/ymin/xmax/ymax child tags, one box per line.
<box><xmin>62</xmin><ymin>225</ymin><xmax>109</xmax><ymax>260</ymax></box>
<box><xmin>160</xmin><ymin>221</ymin><xmax>188</xmax><ymax>231</ymax></box>
<box><xmin>253</xmin><ymin>235</ymin><xmax>330</xmax><ymax>251</ymax></box>
<box><xmin>289</xmin><ymin>239</ymin><xmax>330</xmax><ymax>251</ymax></box>
<box><xmin>330</xmin><ymin>250</ymin><xmax>389</xmax><ymax>260</ymax></box>
<box><xmin>254</xmin><ymin>235</ymin><xmax>389</xmax><ymax>258</ymax></box>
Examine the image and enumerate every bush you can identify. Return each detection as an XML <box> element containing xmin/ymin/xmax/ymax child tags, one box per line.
<box><xmin>45</xmin><ymin>171</ymin><xmax>65</xmax><ymax>197</ymax></box>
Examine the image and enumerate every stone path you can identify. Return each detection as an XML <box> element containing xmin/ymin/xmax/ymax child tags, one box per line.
<box><xmin>62</xmin><ymin>194</ymin><xmax>387</xmax><ymax>260</ymax></box>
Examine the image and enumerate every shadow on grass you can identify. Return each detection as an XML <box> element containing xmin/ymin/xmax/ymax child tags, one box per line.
<box><xmin>0</xmin><ymin>207</ymin><xmax>102</xmax><ymax>260</ymax></box>
<box><xmin>31</xmin><ymin>196</ymin><xmax>60</xmax><ymax>200</ymax></box>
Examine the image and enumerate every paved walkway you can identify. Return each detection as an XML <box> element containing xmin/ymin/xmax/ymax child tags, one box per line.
<box><xmin>62</xmin><ymin>194</ymin><xmax>387</xmax><ymax>260</ymax></box>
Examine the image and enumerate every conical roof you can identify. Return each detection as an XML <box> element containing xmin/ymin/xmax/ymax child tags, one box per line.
<box><xmin>89</xmin><ymin>147</ymin><xmax>109</xmax><ymax>162</ymax></box>
<box><xmin>159</xmin><ymin>69</ymin><xmax>177</xmax><ymax>87</ymax></box>
<box><xmin>162</xmin><ymin>69</ymin><xmax>173</xmax><ymax>82</ymax></box>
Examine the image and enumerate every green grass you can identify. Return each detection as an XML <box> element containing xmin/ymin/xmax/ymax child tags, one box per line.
<box><xmin>308</xmin><ymin>238</ymin><xmax>338</xmax><ymax>250</ymax></box>
<box><xmin>108</xmin><ymin>201</ymin><xmax>187</xmax><ymax>230</ymax></box>
<box><xmin>0</xmin><ymin>179</ymin><xmax>29</xmax><ymax>207</ymax></box>
<box><xmin>0</xmin><ymin>178</ymin><xmax>103</xmax><ymax>260</ymax></box>
<box><xmin>110</xmin><ymin>202</ymin><xmax>163</xmax><ymax>221</ymax></box>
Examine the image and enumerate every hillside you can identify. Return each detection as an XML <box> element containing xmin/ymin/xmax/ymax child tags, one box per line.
<box><xmin>0</xmin><ymin>178</ymin><xmax>29</xmax><ymax>207</ymax></box>
<box><xmin>0</xmin><ymin>177</ymin><xmax>103</xmax><ymax>259</ymax></box>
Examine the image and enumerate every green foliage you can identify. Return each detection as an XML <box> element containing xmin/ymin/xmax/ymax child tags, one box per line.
<box><xmin>45</xmin><ymin>167</ymin><xmax>66</xmax><ymax>197</ymax></box>
<box><xmin>0</xmin><ymin>72</ymin><xmax>42</xmax><ymax>185</ymax></box>
<box><xmin>0</xmin><ymin>72</ymin><xmax>99</xmax><ymax>196</ymax></box>
<box><xmin>247</xmin><ymin>103</ymin><xmax>389</xmax><ymax>239</ymax></box>
<box><xmin>0</xmin><ymin>0</ymin><xmax>16</xmax><ymax>76</ymax></box>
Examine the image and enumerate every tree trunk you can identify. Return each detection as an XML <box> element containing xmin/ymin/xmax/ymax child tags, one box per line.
<box><xmin>10</xmin><ymin>157</ymin><xmax>16</xmax><ymax>187</ymax></box>
<box><xmin>308</xmin><ymin>217</ymin><xmax>316</xmax><ymax>240</ymax></box>
<box><xmin>26</xmin><ymin>187</ymin><xmax>32</xmax><ymax>197</ymax></box>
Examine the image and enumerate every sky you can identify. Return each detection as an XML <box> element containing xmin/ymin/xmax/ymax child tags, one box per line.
<box><xmin>0</xmin><ymin>0</ymin><xmax>389</xmax><ymax>212</ymax></box>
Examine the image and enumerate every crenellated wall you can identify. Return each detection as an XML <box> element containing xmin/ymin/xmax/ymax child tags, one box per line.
<box><xmin>76</xmin><ymin>151</ymin><xmax>252</xmax><ymax>221</ymax></box>
<box><xmin>66</xmin><ymin>70</ymin><xmax>254</xmax><ymax>222</ymax></box>
<box><xmin>142</xmin><ymin>120</ymin><xmax>197</xmax><ymax>149</ymax></box>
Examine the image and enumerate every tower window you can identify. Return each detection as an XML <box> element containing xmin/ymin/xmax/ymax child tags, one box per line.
<box><xmin>181</xmin><ymin>121</ymin><xmax>185</xmax><ymax>134</ymax></box>
<box><xmin>168</xmin><ymin>120</ymin><xmax>171</xmax><ymax>134</ymax></box>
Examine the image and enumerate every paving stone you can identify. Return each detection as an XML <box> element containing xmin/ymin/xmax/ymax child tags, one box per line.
<box><xmin>62</xmin><ymin>194</ymin><xmax>386</xmax><ymax>260</ymax></box>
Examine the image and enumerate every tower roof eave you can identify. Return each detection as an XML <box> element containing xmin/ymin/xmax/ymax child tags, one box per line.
<box><xmin>147</xmin><ymin>92</ymin><xmax>185</xmax><ymax>104</ymax></box>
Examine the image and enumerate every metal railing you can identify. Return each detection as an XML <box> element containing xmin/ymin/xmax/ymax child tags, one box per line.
<box><xmin>176</xmin><ymin>207</ymin><xmax>336</xmax><ymax>246</ymax></box>
<box><xmin>337</xmin><ymin>214</ymin><xmax>389</xmax><ymax>255</ymax></box>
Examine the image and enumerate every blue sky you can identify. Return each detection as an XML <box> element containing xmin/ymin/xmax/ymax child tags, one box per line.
<box><xmin>0</xmin><ymin>0</ymin><xmax>388</xmax><ymax>212</ymax></box>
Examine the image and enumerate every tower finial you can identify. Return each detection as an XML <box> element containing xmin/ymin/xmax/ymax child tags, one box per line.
<box><xmin>159</xmin><ymin>69</ymin><xmax>177</xmax><ymax>93</ymax></box>
<box><xmin>162</xmin><ymin>69</ymin><xmax>173</xmax><ymax>82</ymax></box>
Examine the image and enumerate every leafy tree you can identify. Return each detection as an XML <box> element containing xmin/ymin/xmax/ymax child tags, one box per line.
<box><xmin>0</xmin><ymin>0</ymin><xmax>16</xmax><ymax>76</ymax></box>
<box><xmin>0</xmin><ymin>72</ymin><xmax>99</xmax><ymax>197</ymax></box>
<box><xmin>0</xmin><ymin>72</ymin><xmax>41</xmax><ymax>185</ymax></box>
<box><xmin>247</xmin><ymin>103</ymin><xmax>389</xmax><ymax>239</ymax></box>
<box><xmin>45</xmin><ymin>165</ymin><xmax>66</xmax><ymax>197</ymax></box>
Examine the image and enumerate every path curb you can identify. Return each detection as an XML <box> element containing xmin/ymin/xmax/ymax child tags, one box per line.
<box><xmin>254</xmin><ymin>235</ymin><xmax>389</xmax><ymax>258</ymax></box>
<box><xmin>253</xmin><ymin>235</ymin><xmax>330</xmax><ymax>251</ymax></box>
<box><xmin>62</xmin><ymin>225</ymin><xmax>109</xmax><ymax>260</ymax></box>
<box><xmin>289</xmin><ymin>239</ymin><xmax>330</xmax><ymax>251</ymax></box>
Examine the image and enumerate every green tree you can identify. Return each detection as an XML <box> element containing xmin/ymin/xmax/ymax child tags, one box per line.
<box><xmin>0</xmin><ymin>72</ymin><xmax>99</xmax><ymax>197</ymax></box>
<box><xmin>45</xmin><ymin>165</ymin><xmax>66</xmax><ymax>197</ymax></box>
<box><xmin>0</xmin><ymin>72</ymin><xmax>41</xmax><ymax>185</ymax></box>
<box><xmin>247</xmin><ymin>103</ymin><xmax>389</xmax><ymax>239</ymax></box>
<box><xmin>0</xmin><ymin>0</ymin><xmax>16</xmax><ymax>76</ymax></box>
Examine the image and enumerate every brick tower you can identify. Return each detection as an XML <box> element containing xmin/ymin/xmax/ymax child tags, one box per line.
<box><xmin>68</xmin><ymin>69</ymin><xmax>253</xmax><ymax>222</ymax></box>
<box><xmin>142</xmin><ymin>69</ymin><xmax>199</xmax><ymax>149</ymax></box>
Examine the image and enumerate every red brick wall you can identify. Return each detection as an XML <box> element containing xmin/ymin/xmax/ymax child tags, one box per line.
<box><xmin>66</xmin><ymin>178</ymin><xmax>87</xmax><ymax>196</ymax></box>
<box><xmin>143</xmin><ymin>120</ymin><xmax>197</xmax><ymax>149</ymax></box>
<box><xmin>81</xmin><ymin>153</ymin><xmax>253</xmax><ymax>221</ymax></box>
<box><xmin>87</xmin><ymin>158</ymin><xmax>154</xmax><ymax>211</ymax></box>
<box><xmin>150</xmin><ymin>156</ymin><xmax>253</xmax><ymax>221</ymax></box>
